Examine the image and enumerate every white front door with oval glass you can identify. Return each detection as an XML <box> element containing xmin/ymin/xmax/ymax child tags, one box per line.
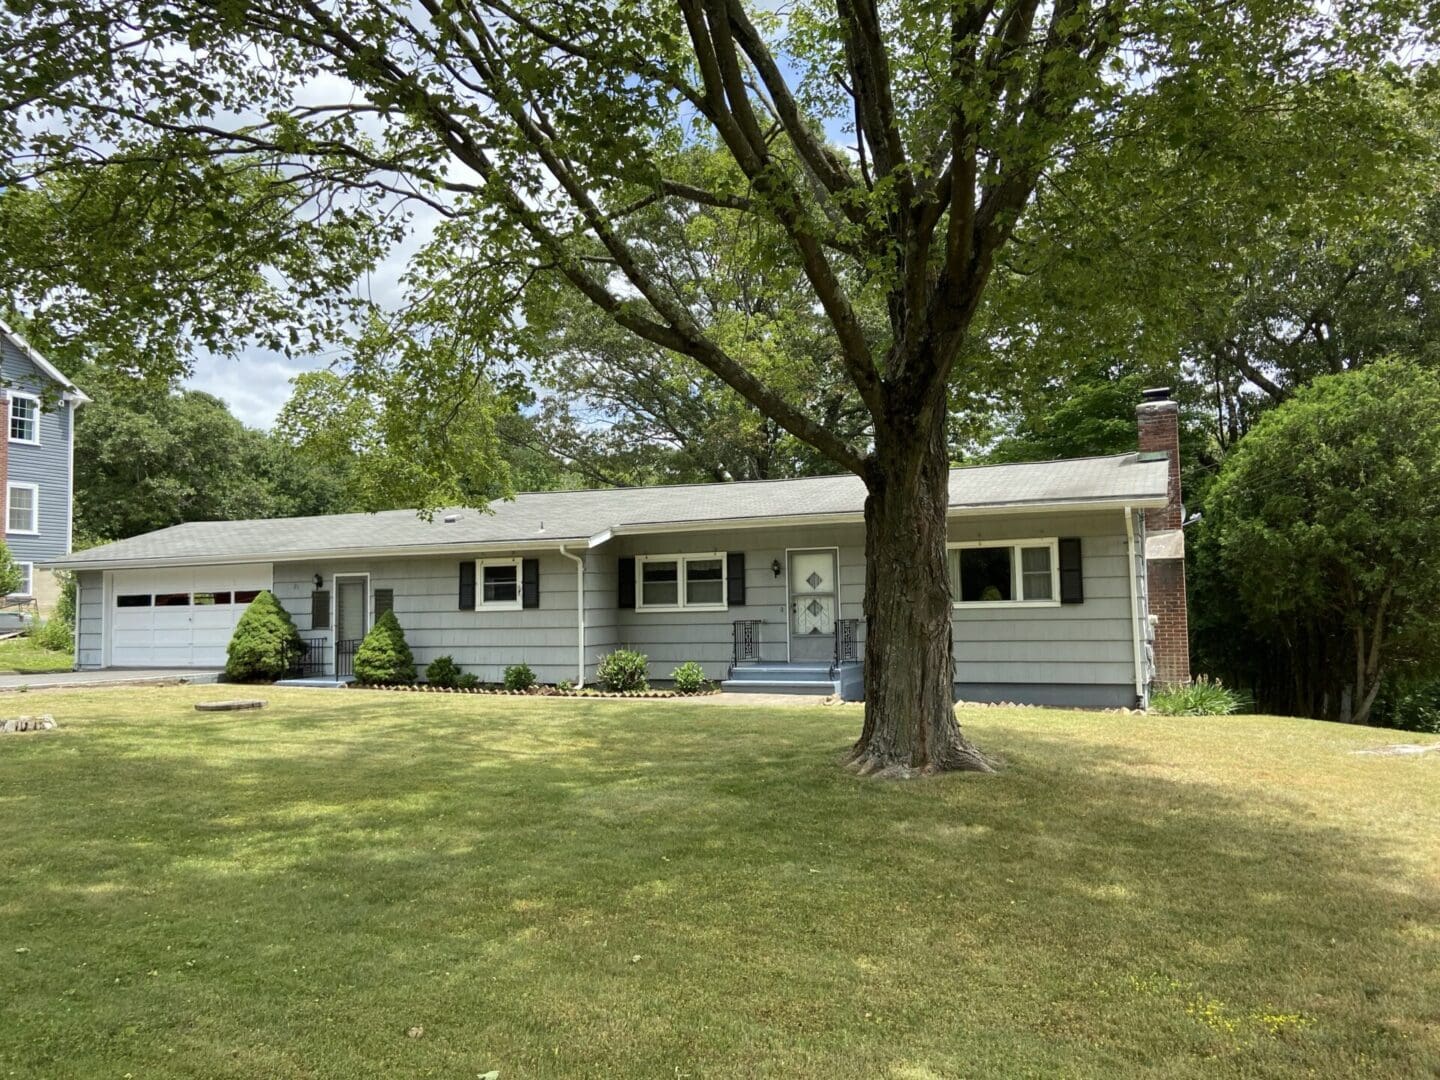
<box><xmin>788</xmin><ymin>549</ymin><xmax>838</xmax><ymax>662</ymax></box>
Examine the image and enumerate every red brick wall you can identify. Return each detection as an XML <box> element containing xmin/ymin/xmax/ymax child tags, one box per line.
<box><xmin>1146</xmin><ymin>558</ymin><xmax>1191</xmax><ymax>685</ymax></box>
<box><xmin>1136</xmin><ymin>396</ymin><xmax>1191</xmax><ymax>686</ymax></box>
<box><xmin>1137</xmin><ymin>400</ymin><xmax>1182</xmax><ymax>531</ymax></box>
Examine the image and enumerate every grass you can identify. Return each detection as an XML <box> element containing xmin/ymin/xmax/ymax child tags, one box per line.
<box><xmin>0</xmin><ymin>634</ymin><xmax>73</xmax><ymax>674</ymax></box>
<box><xmin>1</xmin><ymin>688</ymin><xmax>1437</xmax><ymax>1079</ymax></box>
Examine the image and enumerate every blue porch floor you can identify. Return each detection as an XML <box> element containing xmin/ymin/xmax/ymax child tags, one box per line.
<box><xmin>720</xmin><ymin>662</ymin><xmax>864</xmax><ymax>701</ymax></box>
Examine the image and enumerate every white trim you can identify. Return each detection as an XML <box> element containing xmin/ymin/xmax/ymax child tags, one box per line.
<box><xmin>7</xmin><ymin>391</ymin><xmax>41</xmax><ymax>445</ymax></box>
<box><xmin>948</xmin><ymin>538</ymin><xmax>1061</xmax><ymax>608</ymax></box>
<box><xmin>65</xmin><ymin>399</ymin><xmax>76</xmax><ymax>553</ymax></box>
<box><xmin>634</xmin><ymin>551</ymin><xmax>729</xmax><ymax>612</ymax></box>
<box><xmin>332</xmin><ymin>572</ymin><xmax>372</xmax><ymax>653</ymax></box>
<box><xmin>101</xmin><ymin>570</ymin><xmax>112</xmax><ymax>668</ymax></box>
<box><xmin>6</xmin><ymin>481</ymin><xmax>40</xmax><ymax>536</ymax></box>
<box><xmin>0</xmin><ymin>317</ymin><xmax>92</xmax><ymax>403</ymax></box>
<box><xmin>783</xmin><ymin>546</ymin><xmax>841</xmax><ymax>664</ymax></box>
<box><xmin>559</xmin><ymin>544</ymin><xmax>586</xmax><ymax>688</ymax></box>
<box><xmin>1124</xmin><ymin>507</ymin><xmax>1146</xmax><ymax>705</ymax></box>
<box><xmin>476</xmin><ymin>557</ymin><xmax>524</xmax><ymax>610</ymax></box>
<box><xmin>8</xmin><ymin>561</ymin><xmax>33</xmax><ymax>598</ymax></box>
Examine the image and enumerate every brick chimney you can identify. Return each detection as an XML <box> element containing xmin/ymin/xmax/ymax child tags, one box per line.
<box><xmin>1137</xmin><ymin>388</ymin><xmax>1191</xmax><ymax>686</ymax></box>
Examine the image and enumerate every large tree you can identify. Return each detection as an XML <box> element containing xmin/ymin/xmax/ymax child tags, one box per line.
<box><xmin>1202</xmin><ymin>360</ymin><xmax>1440</xmax><ymax>726</ymax></box>
<box><xmin>2</xmin><ymin>1</ymin><xmax>1427</xmax><ymax>773</ymax></box>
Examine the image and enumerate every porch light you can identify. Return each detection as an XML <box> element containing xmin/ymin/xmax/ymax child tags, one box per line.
<box><xmin>313</xmin><ymin>574</ymin><xmax>324</xmax><ymax>590</ymax></box>
<box><xmin>770</xmin><ymin>559</ymin><xmax>782</xmax><ymax>577</ymax></box>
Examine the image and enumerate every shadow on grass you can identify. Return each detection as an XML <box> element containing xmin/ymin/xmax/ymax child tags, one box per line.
<box><xmin>1</xmin><ymin>696</ymin><xmax>1436</xmax><ymax>1078</ymax></box>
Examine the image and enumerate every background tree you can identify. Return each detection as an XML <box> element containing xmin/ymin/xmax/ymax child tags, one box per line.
<box><xmin>3</xmin><ymin>1</ymin><xmax>1430</xmax><ymax>772</ymax></box>
<box><xmin>1201</xmin><ymin>360</ymin><xmax>1440</xmax><ymax>726</ymax></box>
<box><xmin>74</xmin><ymin>374</ymin><xmax>349</xmax><ymax>540</ymax></box>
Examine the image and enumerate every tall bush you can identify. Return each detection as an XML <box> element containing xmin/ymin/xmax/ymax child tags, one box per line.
<box><xmin>596</xmin><ymin>649</ymin><xmax>648</xmax><ymax>692</ymax></box>
<box><xmin>224</xmin><ymin>590</ymin><xmax>303</xmax><ymax>682</ymax></box>
<box><xmin>352</xmin><ymin>609</ymin><xmax>415</xmax><ymax>685</ymax></box>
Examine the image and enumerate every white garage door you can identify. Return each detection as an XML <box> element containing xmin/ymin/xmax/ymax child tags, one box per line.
<box><xmin>109</xmin><ymin>564</ymin><xmax>275</xmax><ymax>667</ymax></box>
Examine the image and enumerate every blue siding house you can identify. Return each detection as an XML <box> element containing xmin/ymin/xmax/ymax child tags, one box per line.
<box><xmin>0</xmin><ymin>320</ymin><xmax>90</xmax><ymax>612</ymax></box>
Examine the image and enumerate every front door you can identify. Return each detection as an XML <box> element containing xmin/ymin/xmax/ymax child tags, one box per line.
<box><xmin>334</xmin><ymin>577</ymin><xmax>368</xmax><ymax>676</ymax></box>
<box><xmin>789</xmin><ymin>550</ymin><xmax>838</xmax><ymax>662</ymax></box>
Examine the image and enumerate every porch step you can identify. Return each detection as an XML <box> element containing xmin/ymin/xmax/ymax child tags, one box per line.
<box><xmin>720</xmin><ymin>678</ymin><xmax>839</xmax><ymax>696</ymax></box>
<box><xmin>726</xmin><ymin>664</ymin><xmax>834</xmax><ymax>681</ymax></box>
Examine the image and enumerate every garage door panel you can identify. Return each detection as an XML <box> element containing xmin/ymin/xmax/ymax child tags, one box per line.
<box><xmin>109</xmin><ymin>565</ymin><xmax>273</xmax><ymax>668</ymax></box>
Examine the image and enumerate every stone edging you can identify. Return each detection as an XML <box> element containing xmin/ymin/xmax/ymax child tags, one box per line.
<box><xmin>344</xmin><ymin>683</ymin><xmax>717</xmax><ymax>699</ymax></box>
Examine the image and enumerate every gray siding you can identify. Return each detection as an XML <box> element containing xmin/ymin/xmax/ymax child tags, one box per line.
<box><xmin>273</xmin><ymin>551</ymin><xmax>585</xmax><ymax>684</ymax></box>
<box><xmin>612</xmin><ymin>522</ymin><xmax>868</xmax><ymax>682</ymax></box>
<box><xmin>75</xmin><ymin>569</ymin><xmax>104</xmax><ymax>669</ymax></box>
<box><xmin>2</xmin><ymin>336</ymin><xmax>74</xmax><ymax>567</ymax></box>
<box><xmin>950</xmin><ymin>510</ymin><xmax>1137</xmax><ymax>695</ymax></box>
<box><xmin>583</xmin><ymin>550</ymin><xmax>619</xmax><ymax>684</ymax></box>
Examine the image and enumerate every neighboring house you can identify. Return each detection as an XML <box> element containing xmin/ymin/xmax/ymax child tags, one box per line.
<box><xmin>47</xmin><ymin>391</ymin><xmax>1191</xmax><ymax>708</ymax></box>
<box><xmin>0</xmin><ymin>320</ymin><xmax>90</xmax><ymax>613</ymax></box>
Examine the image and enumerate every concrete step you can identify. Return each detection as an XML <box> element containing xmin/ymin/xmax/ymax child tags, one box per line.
<box><xmin>727</xmin><ymin>665</ymin><xmax>834</xmax><ymax>680</ymax></box>
<box><xmin>720</xmin><ymin>679</ymin><xmax>838</xmax><ymax>696</ymax></box>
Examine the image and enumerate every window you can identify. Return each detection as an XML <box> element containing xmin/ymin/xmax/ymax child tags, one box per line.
<box><xmin>374</xmin><ymin>588</ymin><xmax>394</xmax><ymax>617</ymax></box>
<box><xmin>8</xmin><ymin>393</ymin><xmax>38</xmax><ymax>444</ymax></box>
<box><xmin>637</xmin><ymin>553</ymin><xmax>728</xmax><ymax>610</ymax></box>
<box><xmin>949</xmin><ymin>539</ymin><xmax>1060</xmax><ymax>607</ymax></box>
<box><xmin>211</xmin><ymin>591</ymin><xmax>232</xmax><ymax>605</ymax></box>
<box><xmin>9</xmin><ymin>562</ymin><xmax>32</xmax><ymax>597</ymax></box>
<box><xmin>234</xmin><ymin>589</ymin><xmax>260</xmax><ymax>604</ymax></box>
<box><xmin>478</xmin><ymin>559</ymin><xmax>521</xmax><ymax>609</ymax></box>
<box><xmin>6</xmin><ymin>483</ymin><xmax>37</xmax><ymax>535</ymax></box>
<box><xmin>116</xmin><ymin>594</ymin><xmax>152</xmax><ymax>608</ymax></box>
<box><xmin>193</xmin><ymin>592</ymin><xmax>217</xmax><ymax>605</ymax></box>
<box><xmin>154</xmin><ymin>593</ymin><xmax>190</xmax><ymax>607</ymax></box>
<box><xmin>311</xmin><ymin>590</ymin><xmax>331</xmax><ymax>629</ymax></box>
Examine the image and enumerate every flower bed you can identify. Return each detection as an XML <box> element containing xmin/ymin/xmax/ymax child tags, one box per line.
<box><xmin>345</xmin><ymin>682</ymin><xmax>717</xmax><ymax>699</ymax></box>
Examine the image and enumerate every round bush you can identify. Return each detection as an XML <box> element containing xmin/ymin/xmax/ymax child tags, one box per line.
<box><xmin>504</xmin><ymin>662</ymin><xmax>537</xmax><ymax>691</ymax></box>
<box><xmin>352</xmin><ymin>609</ymin><xmax>416</xmax><ymax>685</ymax></box>
<box><xmin>426</xmin><ymin>655</ymin><xmax>461</xmax><ymax>688</ymax></box>
<box><xmin>596</xmin><ymin>648</ymin><xmax>649</xmax><ymax>692</ymax></box>
<box><xmin>224</xmin><ymin>590</ymin><xmax>304</xmax><ymax>682</ymax></box>
<box><xmin>32</xmin><ymin>616</ymin><xmax>73</xmax><ymax>654</ymax></box>
<box><xmin>671</xmin><ymin>660</ymin><xmax>708</xmax><ymax>694</ymax></box>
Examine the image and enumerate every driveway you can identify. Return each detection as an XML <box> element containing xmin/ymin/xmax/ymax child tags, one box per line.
<box><xmin>0</xmin><ymin>669</ymin><xmax>222</xmax><ymax>692</ymax></box>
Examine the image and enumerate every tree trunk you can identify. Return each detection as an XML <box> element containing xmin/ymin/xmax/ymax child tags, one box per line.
<box><xmin>846</xmin><ymin>421</ymin><xmax>993</xmax><ymax>777</ymax></box>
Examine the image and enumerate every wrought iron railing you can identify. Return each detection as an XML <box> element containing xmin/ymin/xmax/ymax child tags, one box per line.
<box><xmin>288</xmin><ymin>636</ymin><xmax>331</xmax><ymax>679</ymax></box>
<box><xmin>336</xmin><ymin>638</ymin><xmax>362</xmax><ymax>678</ymax></box>
<box><xmin>731</xmin><ymin>619</ymin><xmax>764</xmax><ymax>672</ymax></box>
<box><xmin>833</xmin><ymin>618</ymin><xmax>860</xmax><ymax>671</ymax></box>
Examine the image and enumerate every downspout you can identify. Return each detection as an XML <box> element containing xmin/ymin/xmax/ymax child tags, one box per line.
<box><xmin>1123</xmin><ymin>506</ymin><xmax>1145</xmax><ymax>707</ymax></box>
<box><xmin>559</xmin><ymin>544</ymin><xmax>585</xmax><ymax>688</ymax></box>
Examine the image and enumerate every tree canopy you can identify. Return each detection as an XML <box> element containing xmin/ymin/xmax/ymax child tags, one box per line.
<box><xmin>1200</xmin><ymin>360</ymin><xmax>1440</xmax><ymax>726</ymax></box>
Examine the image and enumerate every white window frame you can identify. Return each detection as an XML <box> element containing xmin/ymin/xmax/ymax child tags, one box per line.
<box><xmin>7</xmin><ymin>392</ymin><xmax>40</xmax><ymax>445</ymax></box>
<box><xmin>9</xmin><ymin>561</ymin><xmax>33</xmax><ymax>598</ymax></box>
<box><xmin>476</xmin><ymin>557</ymin><xmax>523</xmax><ymax>611</ymax></box>
<box><xmin>6</xmin><ymin>482</ymin><xmax>39</xmax><ymax>536</ymax></box>
<box><xmin>635</xmin><ymin>552</ymin><xmax>729</xmax><ymax>612</ymax></box>
<box><xmin>949</xmin><ymin>538</ymin><xmax>1061</xmax><ymax>609</ymax></box>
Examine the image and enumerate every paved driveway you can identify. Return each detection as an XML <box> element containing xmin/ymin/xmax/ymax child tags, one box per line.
<box><xmin>0</xmin><ymin>669</ymin><xmax>222</xmax><ymax>692</ymax></box>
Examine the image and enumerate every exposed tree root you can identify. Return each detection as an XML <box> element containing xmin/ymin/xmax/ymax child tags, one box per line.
<box><xmin>842</xmin><ymin>738</ymin><xmax>997</xmax><ymax>778</ymax></box>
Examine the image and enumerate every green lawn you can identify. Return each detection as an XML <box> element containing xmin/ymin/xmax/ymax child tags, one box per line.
<box><xmin>0</xmin><ymin>634</ymin><xmax>73</xmax><ymax>674</ymax></box>
<box><xmin>1</xmin><ymin>688</ymin><xmax>1436</xmax><ymax>1078</ymax></box>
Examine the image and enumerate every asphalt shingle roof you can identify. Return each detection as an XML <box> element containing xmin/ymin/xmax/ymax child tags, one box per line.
<box><xmin>48</xmin><ymin>453</ymin><xmax>1169</xmax><ymax>570</ymax></box>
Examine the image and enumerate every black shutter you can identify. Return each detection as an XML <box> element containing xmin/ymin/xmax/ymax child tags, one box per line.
<box><xmin>459</xmin><ymin>561</ymin><xmax>476</xmax><ymax>610</ymax></box>
<box><xmin>726</xmin><ymin>552</ymin><xmax>746</xmax><ymax>607</ymax></box>
<box><xmin>374</xmin><ymin>588</ymin><xmax>394</xmax><ymax>617</ymax></box>
<box><xmin>1059</xmin><ymin>538</ymin><xmax>1084</xmax><ymax>604</ymax></box>
<box><xmin>617</xmin><ymin>556</ymin><xmax>636</xmax><ymax>608</ymax></box>
<box><xmin>522</xmin><ymin>558</ymin><xmax>540</xmax><ymax>608</ymax></box>
<box><xmin>311</xmin><ymin>590</ymin><xmax>331</xmax><ymax>630</ymax></box>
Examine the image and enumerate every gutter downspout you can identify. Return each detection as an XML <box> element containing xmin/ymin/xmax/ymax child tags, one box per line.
<box><xmin>1123</xmin><ymin>506</ymin><xmax>1145</xmax><ymax>708</ymax></box>
<box><xmin>559</xmin><ymin>544</ymin><xmax>585</xmax><ymax>688</ymax></box>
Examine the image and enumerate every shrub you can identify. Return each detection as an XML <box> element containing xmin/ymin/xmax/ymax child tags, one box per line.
<box><xmin>426</xmin><ymin>655</ymin><xmax>461</xmax><ymax>688</ymax></box>
<box><xmin>556</xmin><ymin>679</ymin><xmax>574</xmax><ymax>693</ymax></box>
<box><xmin>1150</xmin><ymin>675</ymin><xmax>1246</xmax><ymax>716</ymax></box>
<box><xmin>352</xmin><ymin>609</ymin><xmax>416</xmax><ymax>685</ymax></box>
<box><xmin>224</xmin><ymin>590</ymin><xmax>304</xmax><ymax>682</ymax></box>
<box><xmin>32</xmin><ymin>616</ymin><xmax>73</xmax><ymax>653</ymax></box>
<box><xmin>596</xmin><ymin>648</ymin><xmax>648</xmax><ymax>692</ymax></box>
<box><xmin>0</xmin><ymin>540</ymin><xmax>23</xmax><ymax>599</ymax></box>
<box><xmin>457</xmin><ymin>672</ymin><xmax>481</xmax><ymax>690</ymax></box>
<box><xmin>1371</xmin><ymin>678</ymin><xmax>1440</xmax><ymax>734</ymax></box>
<box><xmin>671</xmin><ymin>660</ymin><xmax>708</xmax><ymax>694</ymax></box>
<box><xmin>504</xmin><ymin>662</ymin><xmax>536</xmax><ymax>691</ymax></box>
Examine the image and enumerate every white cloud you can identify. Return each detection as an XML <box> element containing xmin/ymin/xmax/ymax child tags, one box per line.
<box><xmin>184</xmin><ymin>348</ymin><xmax>318</xmax><ymax>429</ymax></box>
